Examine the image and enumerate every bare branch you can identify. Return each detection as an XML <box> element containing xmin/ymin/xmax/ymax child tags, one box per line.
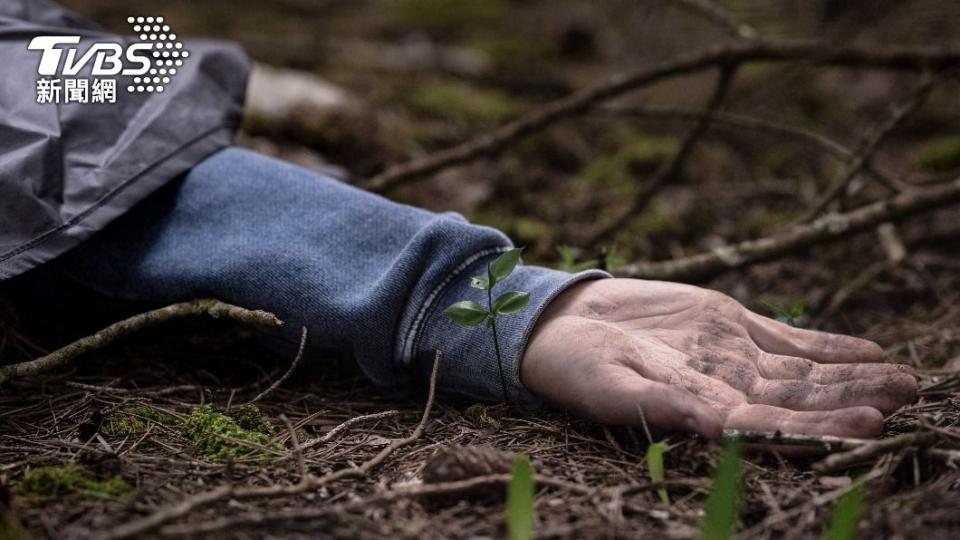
<box><xmin>363</xmin><ymin>39</ymin><xmax>960</xmax><ymax>192</ymax></box>
<box><xmin>596</xmin><ymin>105</ymin><xmax>900</xmax><ymax>187</ymax></box>
<box><xmin>618</xmin><ymin>178</ymin><xmax>960</xmax><ymax>282</ymax></box>
<box><xmin>802</xmin><ymin>74</ymin><xmax>938</xmax><ymax>221</ymax></box>
<box><xmin>246</xmin><ymin>326</ymin><xmax>308</xmax><ymax>404</ymax></box>
<box><xmin>812</xmin><ymin>432</ymin><xmax>938</xmax><ymax>472</ymax></box>
<box><xmin>299</xmin><ymin>410</ymin><xmax>401</xmax><ymax>451</ymax></box>
<box><xmin>0</xmin><ymin>300</ymin><xmax>283</xmax><ymax>385</ymax></box>
<box><xmin>585</xmin><ymin>65</ymin><xmax>737</xmax><ymax>244</ymax></box>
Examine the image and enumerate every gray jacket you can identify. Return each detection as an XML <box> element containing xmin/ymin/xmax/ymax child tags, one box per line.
<box><xmin>0</xmin><ymin>0</ymin><xmax>249</xmax><ymax>280</ymax></box>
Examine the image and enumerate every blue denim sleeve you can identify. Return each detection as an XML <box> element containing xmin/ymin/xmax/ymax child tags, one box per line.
<box><xmin>47</xmin><ymin>147</ymin><xmax>610</xmax><ymax>406</ymax></box>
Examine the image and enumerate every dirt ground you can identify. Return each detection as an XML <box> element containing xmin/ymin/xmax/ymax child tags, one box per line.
<box><xmin>3</xmin><ymin>0</ymin><xmax>960</xmax><ymax>538</ymax></box>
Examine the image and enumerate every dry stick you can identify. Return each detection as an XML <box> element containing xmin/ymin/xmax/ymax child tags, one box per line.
<box><xmin>722</xmin><ymin>429</ymin><xmax>872</xmax><ymax>452</ymax></box>
<box><xmin>597</xmin><ymin>105</ymin><xmax>899</xmax><ymax>188</ymax></box>
<box><xmin>812</xmin><ymin>432</ymin><xmax>938</xmax><ymax>472</ymax></box>
<box><xmin>363</xmin><ymin>39</ymin><xmax>960</xmax><ymax>192</ymax></box>
<box><xmin>245</xmin><ymin>326</ymin><xmax>308</xmax><ymax>404</ymax></box>
<box><xmin>99</xmin><ymin>350</ymin><xmax>443</xmax><ymax>540</ymax></box>
<box><xmin>0</xmin><ymin>300</ymin><xmax>283</xmax><ymax>384</ymax></box>
<box><xmin>801</xmin><ymin>74</ymin><xmax>938</xmax><ymax>222</ymax></box>
<box><xmin>667</xmin><ymin>0</ymin><xmax>758</xmax><ymax>40</ymax></box>
<box><xmin>280</xmin><ymin>414</ymin><xmax>307</xmax><ymax>479</ymax></box>
<box><xmin>299</xmin><ymin>409</ymin><xmax>401</xmax><ymax>451</ymax></box>
<box><xmin>586</xmin><ymin>65</ymin><xmax>737</xmax><ymax>244</ymax></box>
<box><xmin>618</xmin><ymin>178</ymin><xmax>960</xmax><ymax>282</ymax></box>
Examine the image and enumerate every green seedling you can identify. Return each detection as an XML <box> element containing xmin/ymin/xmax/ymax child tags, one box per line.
<box><xmin>445</xmin><ymin>248</ymin><xmax>529</xmax><ymax>405</ymax></box>
<box><xmin>506</xmin><ymin>454</ymin><xmax>535</xmax><ymax>540</ymax></box>
<box><xmin>647</xmin><ymin>441</ymin><xmax>671</xmax><ymax>505</ymax></box>
<box><xmin>700</xmin><ymin>441</ymin><xmax>743</xmax><ymax>540</ymax></box>
<box><xmin>822</xmin><ymin>484</ymin><xmax>863</xmax><ymax>540</ymax></box>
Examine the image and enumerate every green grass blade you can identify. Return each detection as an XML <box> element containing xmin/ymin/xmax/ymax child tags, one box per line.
<box><xmin>700</xmin><ymin>441</ymin><xmax>743</xmax><ymax>540</ymax></box>
<box><xmin>646</xmin><ymin>442</ymin><xmax>671</xmax><ymax>505</ymax></box>
<box><xmin>822</xmin><ymin>484</ymin><xmax>863</xmax><ymax>540</ymax></box>
<box><xmin>507</xmin><ymin>454</ymin><xmax>535</xmax><ymax>540</ymax></box>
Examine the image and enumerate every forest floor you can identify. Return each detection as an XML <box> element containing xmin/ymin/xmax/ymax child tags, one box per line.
<box><xmin>3</xmin><ymin>0</ymin><xmax>960</xmax><ymax>538</ymax></box>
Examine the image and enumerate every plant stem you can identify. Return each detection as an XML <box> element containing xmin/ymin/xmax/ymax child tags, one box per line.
<box><xmin>487</xmin><ymin>286</ymin><xmax>512</xmax><ymax>406</ymax></box>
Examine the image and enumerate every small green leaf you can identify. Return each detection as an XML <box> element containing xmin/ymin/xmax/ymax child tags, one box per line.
<box><xmin>506</xmin><ymin>454</ymin><xmax>535</xmax><ymax>540</ymax></box>
<box><xmin>700</xmin><ymin>441</ymin><xmax>743</xmax><ymax>540</ymax></box>
<box><xmin>822</xmin><ymin>484</ymin><xmax>862</xmax><ymax>540</ymax></box>
<box><xmin>444</xmin><ymin>301</ymin><xmax>489</xmax><ymax>326</ymax></box>
<box><xmin>493</xmin><ymin>291</ymin><xmax>530</xmax><ymax>315</ymax></box>
<box><xmin>646</xmin><ymin>442</ymin><xmax>671</xmax><ymax>505</ymax></box>
<box><xmin>470</xmin><ymin>275</ymin><xmax>490</xmax><ymax>290</ymax></box>
<box><xmin>489</xmin><ymin>248</ymin><xmax>523</xmax><ymax>285</ymax></box>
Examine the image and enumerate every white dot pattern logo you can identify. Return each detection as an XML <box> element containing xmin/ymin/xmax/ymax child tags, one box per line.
<box><xmin>126</xmin><ymin>16</ymin><xmax>186</xmax><ymax>94</ymax></box>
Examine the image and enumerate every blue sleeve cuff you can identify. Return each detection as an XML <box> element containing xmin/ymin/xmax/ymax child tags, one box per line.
<box><xmin>406</xmin><ymin>250</ymin><xmax>611</xmax><ymax>410</ymax></box>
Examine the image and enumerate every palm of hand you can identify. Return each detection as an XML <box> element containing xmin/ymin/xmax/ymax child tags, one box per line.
<box><xmin>521</xmin><ymin>279</ymin><xmax>916</xmax><ymax>439</ymax></box>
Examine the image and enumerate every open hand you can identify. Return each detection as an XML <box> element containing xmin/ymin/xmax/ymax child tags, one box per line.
<box><xmin>521</xmin><ymin>279</ymin><xmax>916</xmax><ymax>439</ymax></box>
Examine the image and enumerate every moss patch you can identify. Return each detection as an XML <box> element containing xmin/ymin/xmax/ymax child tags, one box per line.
<box><xmin>406</xmin><ymin>81</ymin><xmax>518</xmax><ymax>126</ymax></box>
<box><xmin>227</xmin><ymin>404</ymin><xmax>275</xmax><ymax>435</ymax></box>
<box><xmin>911</xmin><ymin>135</ymin><xmax>960</xmax><ymax>172</ymax></box>
<box><xmin>18</xmin><ymin>465</ymin><xmax>129</xmax><ymax>501</ymax></box>
<box><xmin>184</xmin><ymin>405</ymin><xmax>280</xmax><ymax>461</ymax></box>
<box><xmin>101</xmin><ymin>405</ymin><xmax>177</xmax><ymax>438</ymax></box>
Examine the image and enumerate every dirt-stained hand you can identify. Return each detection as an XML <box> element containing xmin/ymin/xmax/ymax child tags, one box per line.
<box><xmin>521</xmin><ymin>279</ymin><xmax>917</xmax><ymax>439</ymax></box>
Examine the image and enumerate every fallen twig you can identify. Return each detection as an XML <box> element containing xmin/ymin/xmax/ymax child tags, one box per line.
<box><xmin>299</xmin><ymin>409</ymin><xmax>401</xmax><ymax>451</ymax></box>
<box><xmin>597</xmin><ymin>105</ymin><xmax>898</xmax><ymax>187</ymax></box>
<box><xmin>722</xmin><ymin>429</ymin><xmax>871</xmax><ymax>452</ymax></box>
<box><xmin>801</xmin><ymin>74</ymin><xmax>938</xmax><ymax>221</ymax></box>
<box><xmin>618</xmin><ymin>178</ymin><xmax>960</xmax><ymax>282</ymax></box>
<box><xmin>363</xmin><ymin>39</ymin><xmax>960</xmax><ymax>192</ymax></box>
<box><xmin>586</xmin><ymin>65</ymin><xmax>736</xmax><ymax>243</ymax></box>
<box><xmin>246</xmin><ymin>326</ymin><xmax>308</xmax><ymax>404</ymax></box>
<box><xmin>812</xmin><ymin>432</ymin><xmax>939</xmax><ymax>472</ymax></box>
<box><xmin>0</xmin><ymin>300</ymin><xmax>283</xmax><ymax>384</ymax></box>
<box><xmin>99</xmin><ymin>350</ymin><xmax>443</xmax><ymax>540</ymax></box>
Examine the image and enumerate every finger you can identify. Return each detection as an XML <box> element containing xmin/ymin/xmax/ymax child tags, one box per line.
<box><xmin>725</xmin><ymin>404</ymin><xmax>884</xmax><ymax>438</ymax></box>
<box><xmin>584</xmin><ymin>365</ymin><xmax>724</xmax><ymax>439</ymax></box>
<box><xmin>756</xmin><ymin>352</ymin><xmax>915</xmax><ymax>384</ymax></box>
<box><xmin>747</xmin><ymin>374</ymin><xmax>917</xmax><ymax>414</ymax></box>
<box><xmin>745</xmin><ymin>313</ymin><xmax>884</xmax><ymax>364</ymax></box>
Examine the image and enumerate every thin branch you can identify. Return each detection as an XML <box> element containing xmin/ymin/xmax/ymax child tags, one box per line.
<box><xmin>722</xmin><ymin>429</ymin><xmax>872</xmax><ymax>452</ymax></box>
<box><xmin>280</xmin><ymin>414</ymin><xmax>307</xmax><ymax>479</ymax></box>
<box><xmin>586</xmin><ymin>64</ymin><xmax>737</xmax><ymax>244</ymax></box>
<box><xmin>618</xmin><ymin>178</ymin><xmax>960</xmax><ymax>282</ymax></box>
<box><xmin>596</xmin><ymin>105</ymin><xmax>900</xmax><ymax>188</ymax></box>
<box><xmin>801</xmin><ymin>74</ymin><xmax>938</xmax><ymax>221</ymax></box>
<box><xmin>0</xmin><ymin>300</ymin><xmax>283</xmax><ymax>384</ymax></box>
<box><xmin>363</xmin><ymin>39</ymin><xmax>960</xmax><ymax>192</ymax></box>
<box><xmin>246</xmin><ymin>326</ymin><xmax>308</xmax><ymax>404</ymax></box>
<box><xmin>667</xmin><ymin>0</ymin><xmax>758</xmax><ymax>40</ymax></box>
<box><xmin>812</xmin><ymin>432</ymin><xmax>938</xmax><ymax>472</ymax></box>
<box><xmin>299</xmin><ymin>410</ymin><xmax>401</xmax><ymax>451</ymax></box>
<box><xmin>99</xmin><ymin>350</ymin><xmax>443</xmax><ymax>540</ymax></box>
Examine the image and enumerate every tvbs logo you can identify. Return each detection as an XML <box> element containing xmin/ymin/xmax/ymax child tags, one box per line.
<box><xmin>29</xmin><ymin>35</ymin><xmax>153</xmax><ymax>76</ymax></box>
<box><xmin>28</xmin><ymin>16</ymin><xmax>188</xmax><ymax>104</ymax></box>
